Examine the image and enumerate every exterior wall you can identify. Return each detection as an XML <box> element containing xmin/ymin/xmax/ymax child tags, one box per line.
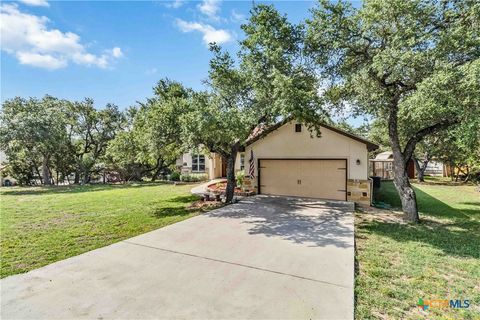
<box><xmin>244</xmin><ymin>121</ymin><xmax>371</xmax><ymax>204</ymax></box>
<box><xmin>176</xmin><ymin>152</ymin><xmax>210</xmax><ymax>175</ymax></box>
<box><xmin>245</xmin><ymin>121</ymin><xmax>369</xmax><ymax>181</ymax></box>
<box><xmin>178</xmin><ymin>151</ymin><xmax>244</xmax><ymax>180</ymax></box>
<box><xmin>424</xmin><ymin>161</ymin><xmax>445</xmax><ymax>176</ymax></box>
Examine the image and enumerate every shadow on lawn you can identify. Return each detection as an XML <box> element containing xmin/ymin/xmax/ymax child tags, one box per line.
<box><xmin>365</xmin><ymin>186</ymin><xmax>480</xmax><ymax>259</ymax></box>
<box><xmin>151</xmin><ymin>207</ymin><xmax>192</xmax><ymax>218</ymax></box>
<box><xmin>0</xmin><ymin>182</ymin><xmax>180</xmax><ymax>196</ymax></box>
<box><xmin>149</xmin><ymin>195</ymin><xmax>200</xmax><ymax>218</ymax></box>
<box><xmin>360</xmin><ymin>218</ymin><xmax>480</xmax><ymax>259</ymax></box>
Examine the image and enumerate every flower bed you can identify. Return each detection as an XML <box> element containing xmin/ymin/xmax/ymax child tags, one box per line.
<box><xmin>207</xmin><ymin>181</ymin><xmax>255</xmax><ymax>197</ymax></box>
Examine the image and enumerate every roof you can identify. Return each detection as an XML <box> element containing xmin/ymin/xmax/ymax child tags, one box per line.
<box><xmin>373</xmin><ymin>151</ymin><xmax>394</xmax><ymax>160</ymax></box>
<box><xmin>244</xmin><ymin>118</ymin><xmax>379</xmax><ymax>151</ymax></box>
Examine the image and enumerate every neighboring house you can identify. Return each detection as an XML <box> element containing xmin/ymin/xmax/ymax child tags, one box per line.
<box><xmin>423</xmin><ymin>161</ymin><xmax>447</xmax><ymax>176</ymax></box>
<box><xmin>0</xmin><ymin>150</ymin><xmax>17</xmax><ymax>186</ymax></box>
<box><xmin>370</xmin><ymin>151</ymin><xmax>447</xmax><ymax>179</ymax></box>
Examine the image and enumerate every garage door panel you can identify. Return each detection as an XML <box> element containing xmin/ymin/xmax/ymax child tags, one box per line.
<box><xmin>259</xmin><ymin>159</ymin><xmax>346</xmax><ymax>201</ymax></box>
<box><xmin>260</xmin><ymin>160</ymin><xmax>299</xmax><ymax>197</ymax></box>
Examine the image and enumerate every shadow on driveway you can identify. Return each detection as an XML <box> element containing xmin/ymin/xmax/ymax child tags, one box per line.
<box><xmin>205</xmin><ymin>195</ymin><xmax>354</xmax><ymax>248</ymax></box>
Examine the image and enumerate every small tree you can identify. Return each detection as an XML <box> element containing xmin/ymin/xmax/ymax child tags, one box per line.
<box><xmin>306</xmin><ymin>0</ymin><xmax>480</xmax><ymax>222</ymax></box>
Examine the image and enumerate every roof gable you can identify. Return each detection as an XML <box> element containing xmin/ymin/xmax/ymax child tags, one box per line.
<box><xmin>245</xmin><ymin>119</ymin><xmax>379</xmax><ymax>151</ymax></box>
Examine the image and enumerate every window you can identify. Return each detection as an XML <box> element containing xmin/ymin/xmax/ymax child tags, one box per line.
<box><xmin>192</xmin><ymin>154</ymin><xmax>205</xmax><ymax>172</ymax></box>
<box><xmin>295</xmin><ymin>123</ymin><xmax>302</xmax><ymax>132</ymax></box>
<box><xmin>240</xmin><ymin>154</ymin><xmax>245</xmax><ymax>170</ymax></box>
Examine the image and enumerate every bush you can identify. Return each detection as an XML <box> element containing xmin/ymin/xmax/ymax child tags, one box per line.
<box><xmin>169</xmin><ymin>171</ymin><xmax>181</xmax><ymax>181</ymax></box>
<box><xmin>236</xmin><ymin>171</ymin><xmax>245</xmax><ymax>187</ymax></box>
<box><xmin>180</xmin><ymin>173</ymin><xmax>208</xmax><ymax>182</ymax></box>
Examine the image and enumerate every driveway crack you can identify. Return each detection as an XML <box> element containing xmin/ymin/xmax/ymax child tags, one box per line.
<box><xmin>123</xmin><ymin>240</ymin><xmax>351</xmax><ymax>289</ymax></box>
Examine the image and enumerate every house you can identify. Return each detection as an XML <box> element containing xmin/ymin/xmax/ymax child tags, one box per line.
<box><xmin>178</xmin><ymin>119</ymin><xmax>378</xmax><ymax>205</ymax></box>
<box><xmin>244</xmin><ymin>120</ymin><xmax>378</xmax><ymax>205</ymax></box>
<box><xmin>176</xmin><ymin>152</ymin><xmax>245</xmax><ymax>179</ymax></box>
<box><xmin>0</xmin><ymin>150</ymin><xmax>16</xmax><ymax>186</ymax></box>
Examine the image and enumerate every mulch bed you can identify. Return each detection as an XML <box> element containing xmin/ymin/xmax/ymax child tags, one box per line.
<box><xmin>206</xmin><ymin>181</ymin><xmax>255</xmax><ymax>197</ymax></box>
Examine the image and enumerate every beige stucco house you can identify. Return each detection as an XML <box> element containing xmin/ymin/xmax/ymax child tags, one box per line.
<box><xmin>178</xmin><ymin>119</ymin><xmax>378</xmax><ymax>205</ymax></box>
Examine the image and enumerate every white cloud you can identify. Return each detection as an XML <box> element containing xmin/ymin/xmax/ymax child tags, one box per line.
<box><xmin>18</xmin><ymin>0</ymin><xmax>49</xmax><ymax>7</ymax></box>
<box><xmin>111</xmin><ymin>47</ymin><xmax>123</xmax><ymax>58</ymax></box>
<box><xmin>16</xmin><ymin>52</ymin><xmax>66</xmax><ymax>69</ymax></box>
<box><xmin>197</xmin><ymin>0</ymin><xmax>221</xmax><ymax>20</ymax></box>
<box><xmin>176</xmin><ymin>19</ymin><xmax>232</xmax><ymax>45</ymax></box>
<box><xmin>0</xmin><ymin>4</ymin><xmax>122</xmax><ymax>70</ymax></box>
<box><xmin>165</xmin><ymin>0</ymin><xmax>183</xmax><ymax>9</ymax></box>
<box><xmin>231</xmin><ymin>9</ymin><xmax>246</xmax><ymax>22</ymax></box>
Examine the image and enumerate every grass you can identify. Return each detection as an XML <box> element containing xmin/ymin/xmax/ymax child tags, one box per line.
<box><xmin>355</xmin><ymin>177</ymin><xmax>480</xmax><ymax>319</ymax></box>
<box><xmin>0</xmin><ymin>183</ymin><xmax>202</xmax><ymax>278</ymax></box>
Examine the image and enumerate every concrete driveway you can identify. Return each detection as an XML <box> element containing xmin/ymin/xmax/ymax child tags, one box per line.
<box><xmin>1</xmin><ymin>196</ymin><xmax>354</xmax><ymax>319</ymax></box>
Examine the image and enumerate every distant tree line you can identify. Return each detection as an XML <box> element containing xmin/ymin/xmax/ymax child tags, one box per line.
<box><xmin>0</xmin><ymin>81</ymin><xmax>189</xmax><ymax>185</ymax></box>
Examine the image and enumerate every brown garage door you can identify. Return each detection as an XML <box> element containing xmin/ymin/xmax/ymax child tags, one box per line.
<box><xmin>258</xmin><ymin>159</ymin><xmax>347</xmax><ymax>201</ymax></box>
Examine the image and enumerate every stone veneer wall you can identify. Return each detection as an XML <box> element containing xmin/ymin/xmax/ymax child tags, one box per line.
<box><xmin>347</xmin><ymin>179</ymin><xmax>372</xmax><ymax>206</ymax></box>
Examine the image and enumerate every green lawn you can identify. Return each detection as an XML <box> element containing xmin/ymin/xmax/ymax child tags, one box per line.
<box><xmin>0</xmin><ymin>183</ymin><xmax>201</xmax><ymax>278</ymax></box>
<box><xmin>355</xmin><ymin>178</ymin><xmax>480</xmax><ymax>319</ymax></box>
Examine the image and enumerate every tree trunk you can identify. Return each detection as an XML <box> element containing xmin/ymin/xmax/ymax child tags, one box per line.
<box><xmin>151</xmin><ymin>159</ymin><xmax>164</xmax><ymax>182</ymax></box>
<box><xmin>74</xmin><ymin>171</ymin><xmax>80</xmax><ymax>184</ymax></box>
<box><xmin>392</xmin><ymin>155</ymin><xmax>419</xmax><ymax>223</ymax></box>
<box><xmin>82</xmin><ymin>168</ymin><xmax>90</xmax><ymax>184</ymax></box>
<box><xmin>413</xmin><ymin>155</ymin><xmax>429</xmax><ymax>183</ymax></box>
<box><xmin>42</xmin><ymin>155</ymin><xmax>52</xmax><ymax>185</ymax></box>
<box><xmin>388</xmin><ymin>105</ymin><xmax>419</xmax><ymax>222</ymax></box>
<box><xmin>224</xmin><ymin>149</ymin><xmax>238</xmax><ymax>204</ymax></box>
<box><xmin>35</xmin><ymin>166</ymin><xmax>43</xmax><ymax>185</ymax></box>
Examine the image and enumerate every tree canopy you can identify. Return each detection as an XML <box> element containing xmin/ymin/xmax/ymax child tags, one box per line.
<box><xmin>305</xmin><ymin>0</ymin><xmax>480</xmax><ymax>221</ymax></box>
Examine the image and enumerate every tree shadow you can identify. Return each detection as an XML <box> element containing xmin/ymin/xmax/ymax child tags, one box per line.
<box><xmin>150</xmin><ymin>207</ymin><xmax>193</xmax><ymax>218</ymax></box>
<box><xmin>365</xmin><ymin>185</ymin><xmax>480</xmax><ymax>259</ymax></box>
<box><xmin>205</xmin><ymin>196</ymin><xmax>354</xmax><ymax>248</ymax></box>
<box><xmin>414</xmin><ymin>187</ymin><xmax>479</xmax><ymax>220</ymax></box>
<box><xmin>359</xmin><ymin>217</ymin><xmax>480</xmax><ymax>259</ymax></box>
<box><xmin>375</xmin><ymin>181</ymin><xmax>479</xmax><ymax>220</ymax></box>
<box><xmin>149</xmin><ymin>195</ymin><xmax>201</xmax><ymax>218</ymax></box>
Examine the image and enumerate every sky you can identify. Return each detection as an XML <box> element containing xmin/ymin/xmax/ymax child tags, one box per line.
<box><xmin>1</xmin><ymin>0</ymin><xmax>366</xmax><ymax>125</ymax></box>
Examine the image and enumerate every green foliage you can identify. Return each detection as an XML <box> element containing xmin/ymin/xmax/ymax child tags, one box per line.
<box><xmin>236</xmin><ymin>170</ymin><xmax>245</xmax><ymax>187</ymax></box>
<box><xmin>0</xmin><ymin>96</ymin><xmax>71</xmax><ymax>184</ymax></box>
<box><xmin>180</xmin><ymin>173</ymin><xmax>208</xmax><ymax>182</ymax></box>
<box><xmin>169</xmin><ymin>171</ymin><xmax>181</xmax><ymax>181</ymax></box>
<box><xmin>106</xmin><ymin>79</ymin><xmax>192</xmax><ymax>182</ymax></box>
<box><xmin>181</xmin><ymin>5</ymin><xmax>323</xmax><ymax>202</ymax></box>
<box><xmin>306</xmin><ymin>0</ymin><xmax>480</xmax><ymax>218</ymax></box>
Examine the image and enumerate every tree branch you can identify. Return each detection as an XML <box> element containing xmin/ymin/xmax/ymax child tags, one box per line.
<box><xmin>402</xmin><ymin>119</ymin><xmax>460</xmax><ymax>164</ymax></box>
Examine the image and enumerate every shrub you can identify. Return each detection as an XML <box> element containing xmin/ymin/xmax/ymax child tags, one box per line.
<box><xmin>170</xmin><ymin>171</ymin><xmax>181</xmax><ymax>181</ymax></box>
<box><xmin>236</xmin><ymin>171</ymin><xmax>245</xmax><ymax>187</ymax></box>
<box><xmin>180</xmin><ymin>173</ymin><xmax>208</xmax><ymax>182</ymax></box>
